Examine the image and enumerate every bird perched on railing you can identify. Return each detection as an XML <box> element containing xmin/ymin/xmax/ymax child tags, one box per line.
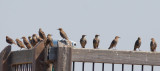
<box><xmin>28</xmin><ymin>36</ymin><xmax>34</xmax><ymax>46</ymax></box>
<box><xmin>46</xmin><ymin>34</ymin><xmax>54</xmax><ymax>47</ymax></box>
<box><xmin>32</xmin><ymin>34</ymin><xmax>38</xmax><ymax>47</ymax></box>
<box><xmin>150</xmin><ymin>38</ymin><xmax>157</xmax><ymax>52</ymax></box>
<box><xmin>39</xmin><ymin>28</ymin><xmax>47</xmax><ymax>41</ymax></box>
<box><xmin>108</xmin><ymin>36</ymin><xmax>120</xmax><ymax>50</ymax></box>
<box><xmin>36</xmin><ymin>35</ymin><xmax>43</xmax><ymax>42</ymax></box>
<box><xmin>15</xmin><ymin>39</ymin><xmax>25</xmax><ymax>50</ymax></box>
<box><xmin>80</xmin><ymin>35</ymin><xmax>87</xmax><ymax>48</ymax></box>
<box><xmin>134</xmin><ymin>37</ymin><xmax>141</xmax><ymax>51</ymax></box>
<box><xmin>22</xmin><ymin>36</ymin><xmax>32</xmax><ymax>49</ymax></box>
<box><xmin>58</xmin><ymin>28</ymin><xmax>69</xmax><ymax>40</ymax></box>
<box><xmin>6</xmin><ymin>36</ymin><xmax>16</xmax><ymax>45</ymax></box>
<box><xmin>93</xmin><ymin>34</ymin><xmax>100</xmax><ymax>49</ymax></box>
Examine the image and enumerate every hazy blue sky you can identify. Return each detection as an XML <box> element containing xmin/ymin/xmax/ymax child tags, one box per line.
<box><xmin>0</xmin><ymin>0</ymin><xmax>160</xmax><ymax>71</ymax></box>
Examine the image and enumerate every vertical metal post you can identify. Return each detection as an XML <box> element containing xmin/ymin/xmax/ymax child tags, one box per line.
<box><xmin>141</xmin><ymin>65</ymin><xmax>144</xmax><ymax>71</ymax></box>
<box><xmin>122</xmin><ymin>64</ymin><xmax>124</xmax><ymax>71</ymax></box>
<box><xmin>132</xmin><ymin>64</ymin><xmax>134</xmax><ymax>71</ymax></box>
<box><xmin>112</xmin><ymin>64</ymin><xmax>114</xmax><ymax>71</ymax></box>
<box><xmin>92</xmin><ymin>62</ymin><xmax>95</xmax><ymax>71</ymax></box>
<box><xmin>82</xmin><ymin>62</ymin><xmax>85</xmax><ymax>71</ymax></box>
<box><xmin>102</xmin><ymin>63</ymin><xmax>104</xmax><ymax>71</ymax></box>
<box><xmin>73</xmin><ymin>62</ymin><xmax>75</xmax><ymax>71</ymax></box>
<box><xmin>151</xmin><ymin>65</ymin><xmax>153</xmax><ymax>71</ymax></box>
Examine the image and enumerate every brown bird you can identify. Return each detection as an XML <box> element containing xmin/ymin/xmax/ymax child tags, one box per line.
<box><xmin>46</xmin><ymin>34</ymin><xmax>54</xmax><ymax>47</ymax></box>
<box><xmin>6</xmin><ymin>36</ymin><xmax>16</xmax><ymax>45</ymax></box>
<box><xmin>39</xmin><ymin>28</ymin><xmax>47</xmax><ymax>41</ymax></box>
<box><xmin>36</xmin><ymin>35</ymin><xmax>43</xmax><ymax>42</ymax></box>
<box><xmin>22</xmin><ymin>36</ymin><xmax>32</xmax><ymax>49</ymax></box>
<box><xmin>15</xmin><ymin>39</ymin><xmax>25</xmax><ymax>50</ymax></box>
<box><xmin>28</xmin><ymin>36</ymin><xmax>34</xmax><ymax>46</ymax></box>
<box><xmin>108</xmin><ymin>36</ymin><xmax>120</xmax><ymax>49</ymax></box>
<box><xmin>134</xmin><ymin>37</ymin><xmax>141</xmax><ymax>51</ymax></box>
<box><xmin>58</xmin><ymin>28</ymin><xmax>69</xmax><ymax>40</ymax></box>
<box><xmin>93</xmin><ymin>35</ymin><xmax>100</xmax><ymax>49</ymax></box>
<box><xmin>80</xmin><ymin>35</ymin><xmax>87</xmax><ymax>48</ymax></box>
<box><xmin>32</xmin><ymin>34</ymin><xmax>38</xmax><ymax>47</ymax></box>
<box><xmin>150</xmin><ymin>38</ymin><xmax>157</xmax><ymax>52</ymax></box>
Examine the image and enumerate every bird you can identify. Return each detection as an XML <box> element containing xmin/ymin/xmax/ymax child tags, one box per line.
<box><xmin>46</xmin><ymin>34</ymin><xmax>54</xmax><ymax>47</ymax></box>
<box><xmin>150</xmin><ymin>38</ymin><xmax>157</xmax><ymax>52</ymax></box>
<box><xmin>28</xmin><ymin>36</ymin><xmax>34</xmax><ymax>46</ymax></box>
<box><xmin>134</xmin><ymin>37</ymin><xmax>141</xmax><ymax>51</ymax></box>
<box><xmin>108</xmin><ymin>36</ymin><xmax>120</xmax><ymax>50</ymax></box>
<box><xmin>58</xmin><ymin>28</ymin><xmax>69</xmax><ymax>40</ymax></box>
<box><xmin>80</xmin><ymin>35</ymin><xmax>87</xmax><ymax>48</ymax></box>
<box><xmin>39</xmin><ymin>28</ymin><xmax>47</xmax><ymax>41</ymax></box>
<box><xmin>6</xmin><ymin>36</ymin><xmax>16</xmax><ymax>45</ymax></box>
<box><xmin>93</xmin><ymin>34</ymin><xmax>100</xmax><ymax>49</ymax></box>
<box><xmin>32</xmin><ymin>34</ymin><xmax>38</xmax><ymax>47</ymax></box>
<box><xmin>15</xmin><ymin>39</ymin><xmax>25</xmax><ymax>50</ymax></box>
<box><xmin>22</xmin><ymin>36</ymin><xmax>32</xmax><ymax>49</ymax></box>
<box><xmin>36</xmin><ymin>35</ymin><xmax>43</xmax><ymax>42</ymax></box>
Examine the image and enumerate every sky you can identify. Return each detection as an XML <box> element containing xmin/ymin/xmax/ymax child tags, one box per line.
<box><xmin>1</xmin><ymin>0</ymin><xmax>160</xmax><ymax>71</ymax></box>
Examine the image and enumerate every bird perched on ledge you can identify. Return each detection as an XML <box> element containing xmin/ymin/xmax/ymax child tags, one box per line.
<box><xmin>22</xmin><ymin>36</ymin><xmax>32</xmax><ymax>49</ymax></box>
<box><xmin>58</xmin><ymin>28</ymin><xmax>69</xmax><ymax>40</ymax></box>
<box><xmin>46</xmin><ymin>34</ymin><xmax>54</xmax><ymax>47</ymax></box>
<box><xmin>15</xmin><ymin>39</ymin><xmax>25</xmax><ymax>50</ymax></box>
<box><xmin>134</xmin><ymin>37</ymin><xmax>141</xmax><ymax>51</ymax></box>
<box><xmin>108</xmin><ymin>36</ymin><xmax>120</xmax><ymax>50</ymax></box>
<box><xmin>39</xmin><ymin>28</ymin><xmax>47</xmax><ymax>41</ymax></box>
<box><xmin>80</xmin><ymin>35</ymin><xmax>87</xmax><ymax>48</ymax></box>
<box><xmin>32</xmin><ymin>34</ymin><xmax>38</xmax><ymax>47</ymax></box>
<box><xmin>150</xmin><ymin>38</ymin><xmax>157</xmax><ymax>52</ymax></box>
<box><xmin>28</xmin><ymin>36</ymin><xmax>33</xmax><ymax>46</ymax></box>
<box><xmin>93</xmin><ymin>34</ymin><xmax>100</xmax><ymax>49</ymax></box>
<box><xmin>6</xmin><ymin>36</ymin><xmax>16</xmax><ymax>45</ymax></box>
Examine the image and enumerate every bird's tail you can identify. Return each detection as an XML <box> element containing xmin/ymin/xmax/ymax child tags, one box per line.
<box><xmin>108</xmin><ymin>47</ymin><xmax>111</xmax><ymax>49</ymax></box>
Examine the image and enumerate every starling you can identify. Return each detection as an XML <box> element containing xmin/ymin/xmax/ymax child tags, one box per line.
<box><xmin>36</xmin><ymin>35</ymin><xmax>43</xmax><ymax>42</ymax></box>
<box><xmin>22</xmin><ymin>36</ymin><xmax>32</xmax><ymax>49</ymax></box>
<box><xmin>15</xmin><ymin>39</ymin><xmax>25</xmax><ymax>50</ymax></box>
<box><xmin>39</xmin><ymin>28</ymin><xmax>47</xmax><ymax>41</ymax></box>
<box><xmin>6</xmin><ymin>36</ymin><xmax>16</xmax><ymax>45</ymax></box>
<box><xmin>108</xmin><ymin>36</ymin><xmax>120</xmax><ymax>49</ymax></box>
<box><xmin>58</xmin><ymin>28</ymin><xmax>69</xmax><ymax>40</ymax></box>
<box><xmin>93</xmin><ymin>35</ymin><xmax>100</xmax><ymax>49</ymax></box>
<box><xmin>46</xmin><ymin>34</ymin><xmax>54</xmax><ymax>47</ymax></box>
<box><xmin>32</xmin><ymin>34</ymin><xmax>38</xmax><ymax>47</ymax></box>
<box><xmin>150</xmin><ymin>38</ymin><xmax>157</xmax><ymax>52</ymax></box>
<box><xmin>80</xmin><ymin>35</ymin><xmax>87</xmax><ymax>48</ymax></box>
<box><xmin>28</xmin><ymin>36</ymin><xmax>34</xmax><ymax>46</ymax></box>
<box><xmin>134</xmin><ymin>37</ymin><xmax>141</xmax><ymax>51</ymax></box>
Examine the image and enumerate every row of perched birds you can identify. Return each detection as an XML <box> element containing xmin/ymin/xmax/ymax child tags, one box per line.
<box><xmin>6</xmin><ymin>28</ymin><xmax>67</xmax><ymax>50</ymax></box>
<box><xmin>80</xmin><ymin>35</ymin><xmax>157</xmax><ymax>52</ymax></box>
<box><xmin>5</xmin><ymin>28</ymin><xmax>157</xmax><ymax>52</ymax></box>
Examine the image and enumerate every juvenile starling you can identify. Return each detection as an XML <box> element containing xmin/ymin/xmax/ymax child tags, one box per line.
<box><xmin>58</xmin><ymin>28</ymin><xmax>69</xmax><ymax>40</ymax></box>
<box><xmin>28</xmin><ymin>36</ymin><xmax>34</xmax><ymax>46</ymax></box>
<box><xmin>6</xmin><ymin>36</ymin><xmax>16</xmax><ymax>45</ymax></box>
<box><xmin>39</xmin><ymin>28</ymin><xmax>47</xmax><ymax>41</ymax></box>
<box><xmin>15</xmin><ymin>39</ymin><xmax>25</xmax><ymax>50</ymax></box>
<box><xmin>108</xmin><ymin>36</ymin><xmax>120</xmax><ymax>49</ymax></box>
<box><xmin>80</xmin><ymin>35</ymin><xmax>87</xmax><ymax>48</ymax></box>
<box><xmin>93</xmin><ymin>35</ymin><xmax>100</xmax><ymax>49</ymax></box>
<box><xmin>134</xmin><ymin>37</ymin><xmax>141</xmax><ymax>51</ymax></box>
<box><xmin>22</xmin><ymin>36</ymin><xmax>32</xmax><ymax>49</ymax></box>
<box><xmin>150</xmin><ymin>38</ymin><xmax>157</xmax><ymax>52</ymax></box>
<box><xmin>32</xmin><ymin>34</ymin><xmax>38</xmax><ymax>47</ymax></box>
<box><xmin>46</xmin><ymin>34</ymin><xmax>54</xmax><ymax>47</ymax></box>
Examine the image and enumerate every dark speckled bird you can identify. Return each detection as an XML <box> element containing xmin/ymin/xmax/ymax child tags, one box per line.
<box><xmin>39</xmin><ymin>28</ymin><xmax>47</xmax><ymax>41</ymax></box>
<box><xmin>150</xmin><ymin>38</ymin><xmax>157</xmax><ymax>52</ymax></box>
<box><xmin>46</xmin><ymin>34</ymin><xmax>54</xmax><ymax>47</ymax></box>
<box><xmin>28</xmin><ymin>36</ymin><xmax>33</xmax><ymax>46</ymax></box>
<box><xmin>32</xmin><ymin>34</ymin><xmax>38</xmax><ymax>47</ymax></box>
<box><xmin>36</xmin><ymin>35</ymin><xmax>43</xmax><ymax>42</ymax></box>
<box><xmin>15</xmin><ymin>39</ymin><xmax>25</xmax><ymax>50</ymax></box>
<box><xmin>108</xmin><ymin>36</ymin><xmax>120</xmax><ymax>49</ymax></box>
<box><xmin>58</xmin><ymin>28</ymin><xmax>69</xmax><ymax>40</ymax></box>
<box><xmin>22</xmin><ymin>36</ymin><xmax>32</xmax><ymax>49</ymax></box>
<box><xmin>93</xmin><ymin>35</ymin><xmax>100</xmax><ymax>49</ymax></box>
<box><xmin>6</xmin><ymin>36</ymin><xmax>16</xmax><ymax>45</ymax></box>
<box><xmin>134</xmin><ymin>37</ymin><xmax>141</xmax><ymax>51</ymax></box>
<box><xmin>80</xmin><ymin>35</ymin><xmax>87</xmax><ymax>48</ymax></box>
